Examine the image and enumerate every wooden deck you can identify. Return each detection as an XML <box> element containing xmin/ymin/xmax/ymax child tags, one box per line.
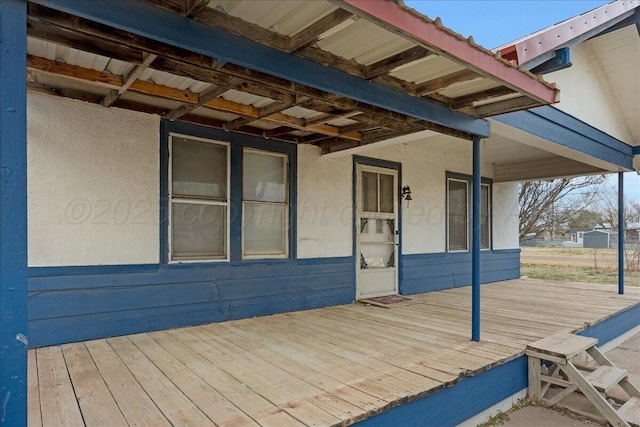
<box><xmin>29</xmin><ymin>279</ymin><xmax>640</xmax><ymax>427</ymax></box>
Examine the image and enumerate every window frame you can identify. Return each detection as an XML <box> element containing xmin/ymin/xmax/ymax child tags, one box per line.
<box><xmin>241</xmin><ymin>148</ymin><xmax>289</xmax><ymax>260</ymax></box>
<box><xmin>446</xmin><ymin>172</ymin><xmax>492</xmax><ymax>252</ymax></box>
<box><xmin>168</xmin><ymin>133</ymin><xmax>231</xmax><ymax>263</ymax></box>
<box><xmin>160</xmin><ymin>120</ymin><xmax>297</xmax><ymax>265</ymax></box>
<box><xmin>446</xmin><ymin>178</ymin><xmax>469</xmax><ymax>252</ymax></box>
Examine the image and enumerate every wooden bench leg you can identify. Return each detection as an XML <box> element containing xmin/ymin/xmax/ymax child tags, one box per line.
<box><xmin>528</xmin><ymin>356</ymin><xmax>541</xmax><ymax>403</ymax></box>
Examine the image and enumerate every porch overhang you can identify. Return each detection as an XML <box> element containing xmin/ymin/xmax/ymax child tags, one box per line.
<box><xmin>26</xmin><ymin>0</ymin><xmax>559</xmax><ymax>154</ymax></box>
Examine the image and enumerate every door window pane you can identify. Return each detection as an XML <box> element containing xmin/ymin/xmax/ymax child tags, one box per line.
<box><xmin>172</xmin><ymin>137</ymin><xmax>227</xmax><ymax>199</ymax></box>
<box><xmin>243</xmin><ymin>151</ymin><xmax>286</xmax><ymax>203</ymax></box>
<box><xmin>448</xmin><ymin>180</ymin><xmax>468</xmax><ymax>250</ymax></box>
<box><xmin>379</xmin><ymin>173</ymin><xmax>394</xmax><ymax>213</ymax></box>
<box><xmin>362</xmin><ymin>172</ymin><xmax>378</xmax><ymax>212</ymax></box>
<box><xmin>243</xmin><ymin>202</ymin><xmax>286</xmax><ymax>255</ymax></box>
<box><xmin>172</xmin><ymin>203</ymin><xmax>226</xmax><ymax>259</ymax></box>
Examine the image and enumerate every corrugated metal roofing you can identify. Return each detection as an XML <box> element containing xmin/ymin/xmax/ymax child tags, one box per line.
<box><xmin>206</xmin><ymin>0</ymin><xmax>338</xmax><ymax>37</ymax></box>
<box><xmin>317</xmin><ymin>18</ymin><xmax>415</xmax><ymax>65</ymax></box>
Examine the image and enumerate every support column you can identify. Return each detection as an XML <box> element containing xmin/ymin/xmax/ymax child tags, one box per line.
<box><xmin>472</xmin><ymin>135</ymin><xmax>481</xmax><ymax>342</ymax></box>
<box><xmin>0</xmin><ymin>1</ymin><xmax>29</xmax><ymax>426</ymax></box>
<box><xmin>618</xmin><ymin>172</ymin><xmax>624</xmax><ymax>295</ymax></box>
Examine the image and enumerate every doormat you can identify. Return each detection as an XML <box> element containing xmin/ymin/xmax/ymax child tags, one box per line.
<box><xmin>359</xmin><ymin>295</ymin><xmax>412</xmax><ymax>308</ymax></box>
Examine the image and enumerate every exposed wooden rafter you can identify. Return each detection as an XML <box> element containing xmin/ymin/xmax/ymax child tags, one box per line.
<box><xmin>167</xmin><ymin>77</ymin><xmax>241</xmax><ymax>120</ymax></box>
<box><xmin>288</xmin><ymin>8</ymin><xmax>354</xmax><ymax>52</ymax></box>
<box><xmin>26</xmin><ymin>3</ymin><xmax>474</xmax><ymax>143</ymax></box>
<box><xmin>415</xmin><ymin>69</ymin><xmax>480</xmax><ymax>96</ymax></box>
<box><xmin>102</xmin><ymin>53</ymin><xmax>158</xmax><ymax>107</ymax></box>
<box><xmin>364</xmin><ymin>46</ymin><xmax>431</xmax><ymax>79</ymax></box>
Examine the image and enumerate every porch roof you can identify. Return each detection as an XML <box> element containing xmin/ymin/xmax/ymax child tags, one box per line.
<box><xmin>26</xmin><ymin>0</ymin><xmax>558</xmax><ymax>153</ymax></box>
<box><xmin>29</xmin><ymin>279</ymin><xmax>640</xmax><ymax>426</ymax></box>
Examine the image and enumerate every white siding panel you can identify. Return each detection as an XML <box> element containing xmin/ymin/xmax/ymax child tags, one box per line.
<box><xmin>546</xmin><ymin>42</ymin><xmax>635</xmax><ymax>144</ymax></box>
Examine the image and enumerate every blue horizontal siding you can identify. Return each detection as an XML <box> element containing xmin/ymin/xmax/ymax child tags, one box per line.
<box><xmin>401</xmin><ymin>249</ymin><xmax>520</xmax><ymax>294</ymax></box>
<box><xmin>27</xmin><ymin>257</ymin><xmax>354</xmax><ymax>348</ymax></box>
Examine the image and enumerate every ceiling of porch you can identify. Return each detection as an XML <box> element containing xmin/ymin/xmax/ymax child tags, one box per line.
<box><xmin>25</xmin><ymin>0</ymin><xmax>558</xmax><ymax>154</ymax></box>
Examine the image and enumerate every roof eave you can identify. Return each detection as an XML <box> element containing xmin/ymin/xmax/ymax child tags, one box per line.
<box><xmin>332</xmin><ymin>0</ymin><xmax>559</xmax><ymax>105</ymax></box>
<box><xmin>497</xmin><ymin>1</ymin><xmax>640</xmax><ymax>67</ymax></box>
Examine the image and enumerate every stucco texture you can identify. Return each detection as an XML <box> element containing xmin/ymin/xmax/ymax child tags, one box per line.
<box><xmin>28</xmin><ymin>93</ymin><xmax>160</xmax><ymax>266</ymax></box>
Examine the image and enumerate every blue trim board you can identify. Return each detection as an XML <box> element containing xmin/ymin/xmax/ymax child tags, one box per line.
<box><xmin>633</xmin><ymin>146</ymin><xmax>640</xmax><ymax>156</ymax></box>
<box><xmin>0</xmin><ymin>1</ymin><xmax>29</xmax><ymax>425</ymax></box>
<box><xmin>27</xmin><ymin>257</ymin><xmax>354</xmax><ymax>347</ymax></box>
<box><xmin>529</xmin><ymin>47</ymin><xmax>572</xmax><ymax>75</ymax></box>
<box><xmin>402</xmin><ymin>249</ymin><xmax>521</xmax><ymax>294</ymax></box>
<box><xmin>32</xmin><ymin>0</ymin><xmax>490</xmax><ymax>138</ymax></box>
<box><xmin>495</xmin><ymin>106</ymin><xmax>634</xmax><ymax>170</ymax></box>
<box><xmin>355</xmin><ymin>301</ymin><xmax>640</xmax><ymax>426</ymax></box>
<box><xmin>160</xmin><ymin>119</ymin><xmax>297</xmax><ymax>263</ymax></box>
<box><xmin>356</xmin><ymin>357</ymin><xmax>528</xmax><ymax>426</ymax></box>
<box><xmin>578</xmin><ymin>303</ymin><xmax>640</xmax><ymax>346</ymax></box>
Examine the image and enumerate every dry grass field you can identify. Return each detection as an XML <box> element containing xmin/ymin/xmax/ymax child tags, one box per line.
<box><xmin>521</xmin><ymin>246</ymin><xmax>640</xmax><ymax>287</ymax></box>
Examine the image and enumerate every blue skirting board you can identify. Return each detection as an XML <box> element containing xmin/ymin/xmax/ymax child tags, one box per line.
<box><xmin>27</xmin><ymin>249</ymin><xmax>520</xmax><ymax>348</ymax></box>
<box><xmin>355</xmin><ymin>302</ymin><xmax>640</xmax><ymax>426</ymax></box>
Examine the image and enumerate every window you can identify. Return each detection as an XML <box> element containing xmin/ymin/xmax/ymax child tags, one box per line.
<box><xmin>170</xmin><ymin>136</ymin><xmax>229</xmax><ymax>261</ymax></box>
<box><xmin>447</xmin><ymin>179</ymin><xmax>468</xmax><ymax>251</ymax></box>
<box><xmin>481</xmin><ymin>184</ymin><xmax>490</xmax><ymax>250</ymax></box>
<box><xmin>242</xmin><ymin>149</ymin><xmax>288</xmax><ymax>258</ymax></box>
<box><xmin>164</xmin><ymin>123</ymin><xmax>295</xmax><ymax>263</ymax></box>
<box><xmin>447</xmin><ymin>174</ymin><xmax>491</xmax><ymax>251</ymax></box>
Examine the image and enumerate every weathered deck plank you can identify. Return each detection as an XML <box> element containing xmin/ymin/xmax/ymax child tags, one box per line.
<box><xmin>30</xmin><ymin>279</ymin><xmax>640</xmax><ymax>427</ymax></box>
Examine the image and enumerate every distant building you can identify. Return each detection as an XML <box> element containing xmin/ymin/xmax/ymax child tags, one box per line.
<box><xmin>583</xmin><ymin>230</ymin><xmax>618</xmax><ymax>249</ymax></box>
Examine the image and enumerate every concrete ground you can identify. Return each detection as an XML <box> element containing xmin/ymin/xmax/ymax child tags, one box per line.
<box><xmin>497</xmin><ymin>330</ymin><xmax>640</xmax><ymax>426</ymax></box>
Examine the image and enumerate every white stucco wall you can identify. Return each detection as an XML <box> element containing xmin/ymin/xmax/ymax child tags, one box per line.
<box><xmin>28</xmin><ymin>93</ymin><xmax>519</xmax><ymax>266</ymax></box>
<box><xmin>546</xmin><ymin>43</ymin><xmax>634</xmax><ymax>144</ymax></box>
<box><xmin>297</xmin><ymin>139</ymin><xmax>519</xmax><ymax>259</ymax></box>
<box><xmin>28</xmin><ymin>93</ymin><xmax>160</xmax><ymax>266</ymax></box>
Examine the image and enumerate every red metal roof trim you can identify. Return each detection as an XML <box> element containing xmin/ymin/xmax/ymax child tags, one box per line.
<box><xmin>497</xmin><ymin>1</ymin><xmax>639</xmax><ymax>65</ymax></box>
<box><xmin>335</xmin><ymin>0</ymin><xmax>559</xmax><ymax>105</ymax></box>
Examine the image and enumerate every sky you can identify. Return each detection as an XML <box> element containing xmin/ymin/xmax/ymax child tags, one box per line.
<box><xmin>405</xmin><ymin>0</ymin><xmax>640</xmax><ymax>203</ymax></box>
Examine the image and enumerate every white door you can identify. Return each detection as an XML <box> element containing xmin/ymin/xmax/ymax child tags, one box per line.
<box><xmin>356</xmin><ymin>165</ymin><xmax>398</xmax><ymax>299</ymax></box>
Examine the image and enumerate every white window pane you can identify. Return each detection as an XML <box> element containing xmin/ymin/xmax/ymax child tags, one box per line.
<box><xmin>448</xmin><ymin>180</ymin><xmax>468</xmax><ymax>250</ymax></box>
<box><xmin>379</xmin><ymin>173</ymin><xmax>394</xmax><ymax>213</ymax></box>
<box><xmin>362</xmin><ymin>172</ymin><xmax>378</xmax><ymax>212</ymax></box>
<box><xmin>243</xmin><ymin>151</ymin><xmax>286</xmax><ymax>203</ymax></box>
<box><xmin>449</xmin><ymin>180</ymin><xmax>467</xmax><ymax>215</ymax></box>
<box><xmin>449</xmin><ymin>215</ymin><xmax>467</xmax><ymax>250</ymax></box>
<box><xmin>172</xmin><ymin>203</ymin><xmax>226</xmax><ymax>259</ymax></box>
<box><xmin>172</xmin><ymin>137</ymin><xmax>227</xmax><ymax>199</ymax></box>
<box><xmin>481</xmin><ymin>185</ymin><xmax>490</xmax><ymax>249</ymax></box>
<box><xmin>244</xmin><ymin>202</ymin><xmax>287</xmax><ymax>255</ymax></box>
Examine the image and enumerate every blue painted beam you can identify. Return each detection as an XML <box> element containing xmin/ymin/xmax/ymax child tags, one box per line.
<box><xmin>495</xmin><ymin>106</ymin><xmax>634</xmax><ymax>170</ymax></box>
<box><xmin>633</xmin><ymin>146</ymin><xmax>640</xmax><ymax>156</ymax></box>
<box><xmin>0</xmin><ymin>1</ymin><xmax>29</xmax><ymax>425</ymax></box>
<box><xmin>32</xmin><ymin>0</ymin><xmax>490</xmax><ymax>138</ymax></box>
<box><xmin>472</xmin><ymin>136</ymin><xmax>481</xmax><ymax>342</ymax></box>
<box><xmin>619</xmin><ymin>172</ymin><xmax>625</xmax><ymax>295</ymax></box>
<box><xmin>529</xmin><ymin>47</ymin><xmax>572</xmax><ymax>75</ymax></box>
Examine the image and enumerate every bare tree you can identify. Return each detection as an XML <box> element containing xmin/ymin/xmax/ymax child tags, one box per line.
<box><xmin>519</xmin><ymin>176</ymin><xmax>607</xmax><ymax>240</ymax></box>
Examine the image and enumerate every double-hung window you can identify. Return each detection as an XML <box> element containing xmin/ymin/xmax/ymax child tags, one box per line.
<box><xmin>170</xmin><ymin>136</ymin><xmax>229</xmax><ymax>261</ymax></box>
<box><xmin>243</xmin><ymin>149</ymin><xmax>288</xmax><ymax>258</ymax></box>
<box><xmin>167</xmin><ymin>125</ymin><xmax>293</xmax><ymax>263</ymax></box>
<box><xmin>446</xmin><ymin>174</ymin><xmax>491</xmax><ymax>251</ymax></box>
